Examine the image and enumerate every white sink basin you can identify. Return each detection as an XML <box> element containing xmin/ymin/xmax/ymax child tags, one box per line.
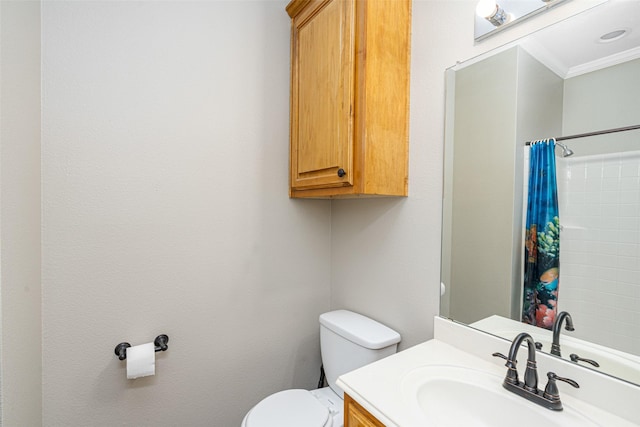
<box><xmin>402</xmin><ymin>365</ymin><xmax>600</xmax><ymax>427</ymax></box>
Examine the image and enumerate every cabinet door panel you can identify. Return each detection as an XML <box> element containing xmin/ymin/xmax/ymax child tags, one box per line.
<box><xmin>291</xmin><ymin>0</ymin><xmax>353</xmax><ymax>189</ymax></box>
<box><xmin>344</xmin><ymin>393</ymin><xmax>385</xmax><ymax>427</ymax></box>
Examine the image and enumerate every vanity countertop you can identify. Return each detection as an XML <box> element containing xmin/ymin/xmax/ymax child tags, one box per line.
<box><xmin>337</xmin><ymin>323</ymin><xmax>638</xmax><ymax>427</ymax></box>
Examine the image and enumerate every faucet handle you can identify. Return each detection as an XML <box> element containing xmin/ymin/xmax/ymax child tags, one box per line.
<box><xmin>553</xmin><ymin>373</ymin><xmax>579</xmax><ymax>388</ymax></box>
<box><xmin>492</xmin><ymin>351</ymin><xmax>516</xmax><ymax>367</ymax></box>
<box><xmin>543</xmin><ymin>372</ymin><xmax>579</xmax><ymax>404</ymax></box>
<box><xmin>493</xmin><ymin>352</ymin><xmax>519</xmax><ymax>385</ymax></box>
<box><xmin>492</xmin><ymin>352</ymin><xmax>508</xmax><ymax>361</ymax></box>
<box><xmin>569</xmin><ymin>353</ymin><xmax>600</xmax><ymax>368</ymax></box>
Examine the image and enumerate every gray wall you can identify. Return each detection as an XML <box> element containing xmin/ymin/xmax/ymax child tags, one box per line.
<box><xmin>563</xmin><ymin>58</ymin><xmax>640</xmax><ymax>155</ymax></box>
<box><xmin>41</xmin><ymin>2</ymin><xmax>331</xmax><ymax>425</ymax></box>
<box><xmin>449</xmin><ymin>48</ymin><xmax>519</xmax><ymax>323</ymax></box>
<box><xmin>0</xmin><ymin>1</ymin><xmax>42</xmax><ymax>425</ymax></box>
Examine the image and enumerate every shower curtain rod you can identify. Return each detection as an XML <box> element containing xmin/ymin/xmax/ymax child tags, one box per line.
<box><xmin>525</xmin><ymin>124</ymin><xmax>640</xmax><ymax>146</ymax></box>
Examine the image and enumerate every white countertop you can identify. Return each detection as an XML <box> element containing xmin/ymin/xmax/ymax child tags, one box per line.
<box><xmin>337</xmin><ymin>319</ymin><xmax>639</xmax><ymax>427</ymax></box>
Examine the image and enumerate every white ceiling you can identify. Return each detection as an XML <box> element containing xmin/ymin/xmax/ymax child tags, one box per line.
<box><xmin>522</xmin><ymin>0</ymin><xmax>640</xmax><ymax>78</ymax></box>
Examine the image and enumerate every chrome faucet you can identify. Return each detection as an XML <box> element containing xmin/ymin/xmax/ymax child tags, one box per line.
<box><xmin>493</xmin><ymin>332</ymin><xmax>579</xmax><ymax>411</ymax></box>
<box><xmin>551</xmin><ymin>311</ymin><xmax>574</xmax><ymax>357</ymax></box>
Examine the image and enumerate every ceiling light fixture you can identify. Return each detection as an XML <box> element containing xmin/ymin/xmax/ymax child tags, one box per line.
<box><xmin>599</xmin><ymin>28</ymin><xmax>629</xmax><ymax>43</ymax></box>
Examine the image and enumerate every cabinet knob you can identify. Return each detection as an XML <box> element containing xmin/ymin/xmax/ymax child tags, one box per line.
<box><xmin>337</xmin><ymin>168</ymin><xmax>346</xmax><ymax>177</ymax></box>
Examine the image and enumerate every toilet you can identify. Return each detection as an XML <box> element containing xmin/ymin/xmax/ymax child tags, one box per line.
<box><xmin>241</xmin><ymin>310</ymin><xmax>401</xmax><ymax>427</ymax></box>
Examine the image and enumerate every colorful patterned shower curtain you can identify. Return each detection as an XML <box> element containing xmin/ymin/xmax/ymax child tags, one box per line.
<box><xmin>522</xmin><ymin>139</ymin><xmax>560</xmax><ymax>330</ymax></box>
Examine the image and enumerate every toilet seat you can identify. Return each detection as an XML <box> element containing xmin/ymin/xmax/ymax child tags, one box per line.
<box><xmin>244</xmin><ymin>389</ymin><xmax>331</xmax><ymax>427</ymax></box>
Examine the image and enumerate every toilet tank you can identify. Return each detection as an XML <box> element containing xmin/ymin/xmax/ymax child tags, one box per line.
<box><xmin>319</xmin><ymin>310</ymin><xmax>401</xmax><ymax>399</ymax></box>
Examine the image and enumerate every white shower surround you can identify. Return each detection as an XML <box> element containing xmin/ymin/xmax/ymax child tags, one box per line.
<box><xmin>557</xmin><ymin>151</ymin><xmax>640</xmax><ymax>356</ymax></box>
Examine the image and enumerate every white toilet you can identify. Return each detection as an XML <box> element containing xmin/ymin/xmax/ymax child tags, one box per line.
<box><xmin>241</xmin><ymin>310</ymin><xmax>401</xmax><ymax>427</ymax></box>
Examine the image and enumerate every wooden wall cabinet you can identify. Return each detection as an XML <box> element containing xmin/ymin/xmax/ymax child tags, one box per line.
<box><xmin>286</xmin><ymin>0</ymin><xmax>411</xmax><ymax>198</ymax></box>
<box><xmin>344</xmin><ymin>393</ymin><xmax>385</xmax><ymax>427</ymax></box>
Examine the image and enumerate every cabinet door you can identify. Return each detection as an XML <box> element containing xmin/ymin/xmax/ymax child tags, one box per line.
<box><xmin>290</xmin><ymin>0</ymin><xmax>354</xmax><ymax>190</ymax></box>
<box><xmin>345</xmin><ymin>393</ymin><xmax>385</xmax><ymax>427</ymax></box>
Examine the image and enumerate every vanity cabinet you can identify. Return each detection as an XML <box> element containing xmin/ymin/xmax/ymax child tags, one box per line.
<box><xmin>345</xmin><ymin>393</ymin><xmax>385</xmax><ymax>427</ymax></box>
<box><xmin>286</xmin><ymin>0</ymin><xmax>411</xmax><ymax>198</ymax></box>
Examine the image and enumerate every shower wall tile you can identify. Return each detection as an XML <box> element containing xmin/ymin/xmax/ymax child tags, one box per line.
<box><xmin>558</xmin><ymin>151</ymin><xmax>640</xmax><ymax>356</ymax></box>
<box><xmin>622</xmin><ymin>162</ymin><xmax>640</xmax><ymax>177</ymax></box>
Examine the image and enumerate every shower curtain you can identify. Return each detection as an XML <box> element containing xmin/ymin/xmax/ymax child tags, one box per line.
<box><xmin>522</xmin><ymin>139</ymin><xmax>560</xmax><ymax>329</ymax></box>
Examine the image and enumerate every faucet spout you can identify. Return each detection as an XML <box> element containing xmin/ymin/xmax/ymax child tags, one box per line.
<box><xmin>551</xmin><ymin>311</ymin><xmax>574</xmax><ymax>357</ymax></box>
<box><xmin>506</xmin><ymin>332</ymin><xmax>538</xmax><ymax>392</ymax></box>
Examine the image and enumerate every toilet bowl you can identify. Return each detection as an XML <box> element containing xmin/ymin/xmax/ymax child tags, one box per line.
<box><xmin>241</xmin><ymin>310</ymin><xmax>401</xmax><ymax>427</ymax></box>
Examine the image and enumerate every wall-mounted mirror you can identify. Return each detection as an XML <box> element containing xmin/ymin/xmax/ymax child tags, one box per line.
<box><xmin>442</xmin><ymin>0</ymin><xmax>640</xmax><ymax>386</ymax></box>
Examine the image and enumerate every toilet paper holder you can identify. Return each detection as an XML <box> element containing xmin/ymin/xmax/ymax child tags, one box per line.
<box><xmin>114</xmin><ymin>334</ymin><xmax>169</xmax><ymax>361</ymax></box>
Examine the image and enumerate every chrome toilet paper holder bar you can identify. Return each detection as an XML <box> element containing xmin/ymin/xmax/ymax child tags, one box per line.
<box><xmin>114</xmin><ymin>334</ymin><xmax>169</xmax><ymax>360</ymax></box>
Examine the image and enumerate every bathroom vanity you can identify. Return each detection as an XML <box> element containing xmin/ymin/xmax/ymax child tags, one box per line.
<box><xmin>338</xmin><ymin>317</ymin><xmax>640</xmax><ymax>427</ymax></box>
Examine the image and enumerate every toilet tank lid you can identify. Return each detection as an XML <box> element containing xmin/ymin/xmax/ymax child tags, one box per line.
<box><xmin>319</xmin><ymin>310</ymin><xmax>401</xmax><ymax>350</ymax></box>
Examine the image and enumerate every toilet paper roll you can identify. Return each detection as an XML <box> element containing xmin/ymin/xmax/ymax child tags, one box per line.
<box><xmin>126</xmin><ymin>342</ymin><xmax>156</xmax><ymax>379</ymax></box>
